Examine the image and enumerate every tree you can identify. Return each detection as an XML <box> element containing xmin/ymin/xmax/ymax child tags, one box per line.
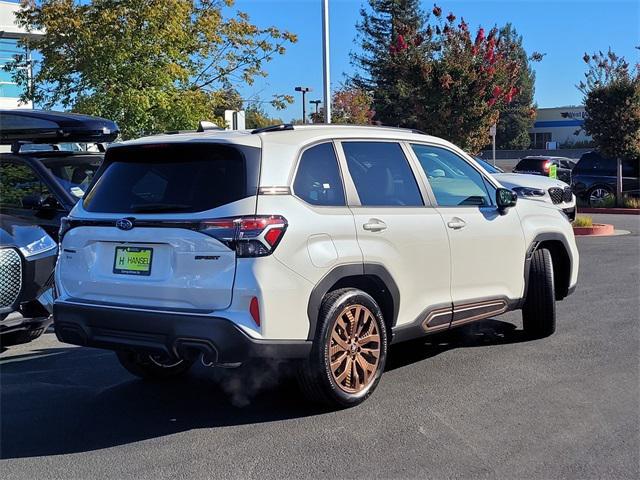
<box><xmin>311</xmin><ymin>86</ymin><xmax>375</xmax><ymax>124</ymax></box>
<box><xmin>352</xmin><ymin>2</ymin><xmax>539</xmax><ymax>153</ymax></box>
<box><xmin>244</xmin><ymin>103</ymin><xmax>283</xmax><ymax>129</ymax></box>
<box><xmin>351</xmin><ymin>0</ymin><xmax>427</xmax><ymax>128</ymax></box>
<box><xmin>494</xmin><ymin>24</ymin><xmax>537</xmax><ymax>150</ymax></box>
<box><xmin>578</xmin><ymin>49</ymin><xmax>640</xmax><ymax>205</ymax></box>
<box><xmin>6</xmin><ymin>0</ymin><xmax>296</xmax><ymax>138</ymax></box>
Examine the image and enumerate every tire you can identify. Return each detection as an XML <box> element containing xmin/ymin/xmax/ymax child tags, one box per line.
<box><xmin>522</xmin><ymin>248</ymin><xmax>556</xmax><ymax>339</ymax></box>
<box><xmin>116</xmin><ymin>351</ymin><xmax>194</xmax><ymax>380</ymax></box>
<box><xmin>588</xmin><ymin>185</ymin><xmax>614</xmax><ymax>207</ymax></box>
<box><xmin>297</xmin><ymin>288</ymin><xmax>388</xmax><ymax>408</ymax></box>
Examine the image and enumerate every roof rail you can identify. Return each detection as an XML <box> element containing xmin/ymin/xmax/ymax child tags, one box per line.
<box><xmin>251</xmin><ymin>124</ymin><xmax>294</xmax><ymax>134</ymax></box>
<box><xmin>250</xmin><ymin>123</ymin><xmax>427</xmax><ymax>135</ymax></box>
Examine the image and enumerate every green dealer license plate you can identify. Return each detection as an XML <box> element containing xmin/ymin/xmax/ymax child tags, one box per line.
<box><xmin>113</xmin><ymin>246</ymin><xmax>153</xmax><ymax>276</ymax></box>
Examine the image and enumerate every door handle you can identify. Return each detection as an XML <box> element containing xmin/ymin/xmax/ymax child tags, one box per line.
<box><xmin>363</xmin><ymin>219</ymin><xmax>387</xmax><ymax>232</ymax></box>
<box><xmin>447</xmin><ymin>218</ymin><xmax>466</xmax><ymax>230</ymax></box>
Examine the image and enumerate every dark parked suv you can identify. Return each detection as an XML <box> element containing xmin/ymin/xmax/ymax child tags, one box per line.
<box><xmin>571</xmin><ymin>151</ymin><xmax>640</xmax><ymax>206</ymax></box>
<box><xmin>512</xmin><ymin>156</ymin><xmax>575</xmax><ymax>184</ymax></box>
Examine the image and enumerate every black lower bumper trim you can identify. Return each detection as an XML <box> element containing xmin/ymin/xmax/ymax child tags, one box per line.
<box><xmin>53</xmin><ymin>301</ymin><xmax>312</xmax><ymax>363</ymax></box>
<box><xmin>0</xmin><ymin>315</ymin><xmax>52</xmax><ymax>336</ymax></box>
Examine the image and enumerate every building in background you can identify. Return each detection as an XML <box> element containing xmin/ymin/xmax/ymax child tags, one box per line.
<box><xmin>528</xmin><ymin>106</ymin><xmax>592</xmax><ymax>149</ymax></box>
<box><xmin>0</xmin><ymin>0</ymin><xmax>43</xmax><ymax>109</ymax></box>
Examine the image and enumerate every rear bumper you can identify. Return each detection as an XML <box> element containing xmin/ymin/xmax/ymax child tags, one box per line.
<box><xmin>53</xmin><ymin>301</ymin><xmax>312</xmax><ymax>364</ymax></box>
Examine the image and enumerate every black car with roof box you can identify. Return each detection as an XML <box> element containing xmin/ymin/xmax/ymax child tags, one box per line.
<box><xmin>0</xmin><ymin>109</ymin><xmax>119</xmax><ymax>238</ymax></box>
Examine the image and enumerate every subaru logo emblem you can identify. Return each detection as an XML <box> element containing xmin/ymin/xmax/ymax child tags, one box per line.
<box><xmin>116</xmin><ymin>218</ymin><xmax>133</xmax><ymax>231</ymax></box>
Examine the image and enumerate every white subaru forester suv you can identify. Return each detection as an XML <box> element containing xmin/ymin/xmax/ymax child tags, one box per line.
<box><xmin>54</xmin><ymin>125</ymin><xmax>579</xmax><ymax>407</ymax></box>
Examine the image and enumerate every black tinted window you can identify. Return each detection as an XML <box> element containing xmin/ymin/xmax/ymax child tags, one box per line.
<box><xmin>622</xmin><ymin>159</ymin><xmax>639</xmax><ymax>178</ymax></box>
<box><xmin>293</xmin><ymin>143</ymin><xmax>345</xmax><ymax>206</ymax></box>
<box><xmin>575</xmin><ymin>153</ymin><xmax>616</xmax><ymax>176</ymax></box>
<box><xmin>0</xmin><ymin>162</ymin><xmax>52</xmax><ymax>208</ymax></box>
<box><xmin>343</xmin><ymin>142</ymin><xmax>423</xmax><ymax>207</ymax></box>
<box><xmin>515</xmin><ymin>158</ymin><xmax>545</xmax><ymax>171</ymax></box>
<box><xmin>83</xmin><ymin>143</ymin><xmax>259</xmax><ymax>213</ymax></box>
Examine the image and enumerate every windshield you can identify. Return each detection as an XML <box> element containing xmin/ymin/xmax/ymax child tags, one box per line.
<box><xmin>43</xmin><ymin>157</ymin><xmax>102</xmax><ymax>200</ymax></box>
<box><xmin>83</xmin><ymin>143</ymin><xmax>260</xmax><ymax>213</ymax></box>
<box><xmin>474</xmin><ymin>157</ymin><xmax>502</xmax><ymax>174</ymax></box>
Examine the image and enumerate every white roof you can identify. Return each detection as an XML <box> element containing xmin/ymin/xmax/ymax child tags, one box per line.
<box><xmin>122</xmin><ymin>125</ymin><xmax>454</xmax><ymax>186</ymax></box>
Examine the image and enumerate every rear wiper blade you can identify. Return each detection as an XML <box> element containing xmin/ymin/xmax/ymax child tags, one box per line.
<box><xmin>129</xmin><ymin>203</ymin><xmax>192</xmax><ymax>213</ymax></box>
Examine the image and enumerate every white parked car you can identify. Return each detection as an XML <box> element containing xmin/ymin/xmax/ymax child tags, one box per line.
<box><xmin>54</xmin><ymin>125</ymin><xmax>579</xmax><ymax>407</ymax></box>
<box><xmin>475</xmin><ymin>157</ymin><xmax>576</xmax><ymax>221</ymax></box>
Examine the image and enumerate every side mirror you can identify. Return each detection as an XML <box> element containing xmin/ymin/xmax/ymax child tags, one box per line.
<box><xmin>496</xmin><ymin>188</ymin><xmax>517</xmax><ymax>214</ymax></box>
<box><xmin>22</xmin><ymin>194</ymin><xmax>60</xmax><ymax>217</ymax></box>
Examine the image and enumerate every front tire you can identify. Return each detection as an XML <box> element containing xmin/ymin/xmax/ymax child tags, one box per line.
<box><xmin>522</xmin><ymin>248</ymin><xmax>556</xmax><ymax>338</ymax></box>
<box><xmin>116</xmin><ymin>351</ymin><xmax>194</xmax><ymax>380</ymax></box>
<box><xmin>298</xmin><ymin>288</ymin><xmax>388</xmax><ymax>408</ymax></box>
<box><xmin>588</xmin><ymin>185</ymin><xmax>614</xmax><ymax>207</ymax></box>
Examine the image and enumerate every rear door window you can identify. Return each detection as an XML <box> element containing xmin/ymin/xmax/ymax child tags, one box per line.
<box><xmin>83</xmin><ymin>143</ymin><xmax>259</xmax><ymax>213</ymax></box>
<box><xmin>293</xmin><ymin>143</ymin><xmax>345</xmax><ymax>206</ymax></box>
<box><xmin>342</xmin><ymin>141</ymin><xmax>423</xmax><ymax>207</ymax></box>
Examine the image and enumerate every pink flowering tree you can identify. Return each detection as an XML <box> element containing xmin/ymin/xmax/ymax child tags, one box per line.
<box><xmin>353</xmin><ymin>1</ymin><xmax>540</xmax><ymax>153</ymax></box>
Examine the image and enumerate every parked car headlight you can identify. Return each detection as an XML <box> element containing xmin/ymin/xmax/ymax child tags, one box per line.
<box><xmin>18</xmin><ymin>231</ymin><xmax>57</xmax><ymax>258</ymax></box>
<box><xmin>512</xmin><ymin>187</ymin><xmax>546</xmax><ymax>198</ymax></box>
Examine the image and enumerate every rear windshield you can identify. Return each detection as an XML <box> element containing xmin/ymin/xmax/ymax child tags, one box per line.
<box><xmin>83</xmin><ymin>143</ymin><xmax>259</xmax><ymax>213</ymax></box>
<box><xmin>515</xmin><ymin>158</ymin><xmax>546</xmax><ymax>171</ymax></box>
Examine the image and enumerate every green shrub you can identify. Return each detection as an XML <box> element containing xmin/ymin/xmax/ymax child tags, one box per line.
<box><xmin>623</xmin><ymin>195</ymin><xmax>640</xmax><ymax>209</ymax></box>
<box><xmin>573</xmin><ymin>216</ymin><xmax>593</xmax><ymax>227</ymax></box>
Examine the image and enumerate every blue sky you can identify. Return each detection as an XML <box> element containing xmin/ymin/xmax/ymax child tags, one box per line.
<box><xmin>230</xmin><ymin>0</ymin><xmax>640</xmax><ymax>122</ymax></box>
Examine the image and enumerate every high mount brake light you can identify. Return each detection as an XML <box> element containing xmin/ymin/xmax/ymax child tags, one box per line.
<box><xmin>199</xmin><ymin>216</ymin><xmax>287</xmax><ymax>257</ymax></box>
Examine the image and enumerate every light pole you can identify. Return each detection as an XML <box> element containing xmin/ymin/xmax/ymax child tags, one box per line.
<box><xmin>295</xmin><ymin>86</ymin><xmax>312</xmax><ymax>123</ymax></box>
<box><xmin>321</xmin><ymin>0</ymin><xmax>331</xmax><ymax>123</ymax></box>
<box><xmin>310</xmin><ymin>99</ymin><xmax>322</xmax><ymax>120</ymax></box>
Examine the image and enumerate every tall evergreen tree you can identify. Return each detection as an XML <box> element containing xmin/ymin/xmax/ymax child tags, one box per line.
<box><xmin>351</xmin><ymin>0</ymin><xmax>428</xmax><ymax>127</ymax></box>
<box><xmin>495</xmin><ymin>24</ymin><xmax>536</xmax><ymax>150</ymax></box>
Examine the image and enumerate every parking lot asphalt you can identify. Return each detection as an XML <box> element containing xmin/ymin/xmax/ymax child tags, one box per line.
<box><xmin>1</xmin><ymin>213</ymin><xmax>638</xmax><ymax>480</ymax></box>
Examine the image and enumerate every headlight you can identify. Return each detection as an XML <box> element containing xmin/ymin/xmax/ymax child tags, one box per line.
<box><xmin>17</xmin><ymin>229</ymin><xmax>57</xmax><ymax>258</ymax></box>
<box><xmin>512</xmin><ymin>187</ymin><xmax>546</xmax><ymax>198</ymax></box>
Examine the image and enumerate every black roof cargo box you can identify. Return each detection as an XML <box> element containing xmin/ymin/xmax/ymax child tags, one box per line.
<box><xmin>0</xmin><ymin>109</ymin><xmax>119</xmax><ymax>145</ymax></box>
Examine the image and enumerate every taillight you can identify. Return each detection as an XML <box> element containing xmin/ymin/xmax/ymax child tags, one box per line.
<box><xmin>199</xmin><ymin>215</ymin><xmax>287</xmax><ymax>257</ymax></box>
<box><xmin>543</xmin><ymin>160</ymin><xmax>551</xmax><ymax>172</ymax></box>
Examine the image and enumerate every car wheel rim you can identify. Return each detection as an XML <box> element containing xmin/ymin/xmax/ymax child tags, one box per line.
<box><xmin>148</xmin><ymin>354</ymin><xmax>183</xmax><ymax>368</ymax></box>
<box><xmin>590</xmin><ymin>188</ymin><xmax>612</xmax><ymax>206</ymax></box>
<box><xmin>329</xmin><ymin>304</ymin><xmax>381</xmax><ymax>394</ymax></box>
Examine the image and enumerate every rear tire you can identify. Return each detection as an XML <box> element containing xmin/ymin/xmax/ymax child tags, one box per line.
<box><xmin>116</xmin><ymin>351</ymin><xmax>194</xmax><ymax>380</ymax></box>
<box><xmin>522</xmin><ymin>248</ymin><xmax>556</xmax><ymax>339</ymax></box>
<box><xmin>297</xmin><ymin>288</ymin><xmax>388</xmax><ymax>408</ymax></box>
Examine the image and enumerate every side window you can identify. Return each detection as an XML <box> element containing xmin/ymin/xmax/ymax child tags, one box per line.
<box><xmin>342</xmin><ymin>141</ymin><xmax>423</xmax><ymax>207</ymax></box>
<box><xmin>0</xmin><ymin>161</ymin><xmax>52</xmax><ymax>208</ymax></box>
<box><xmin>293</xmin><ymin>142</ymin><xmax>346</xmax><ymax>206</ymax></box>
<box><xmin>411</xmin><ymin>144</ymin><xmax>493</xmax><ymax>207</ymax></box>
<box><xmin>622</xmin><ymin>159</ymin><xmax>639</xmax><ymax>178</ymax></box>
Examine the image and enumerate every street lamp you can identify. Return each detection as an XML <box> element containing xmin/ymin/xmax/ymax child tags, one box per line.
<box><xmin>295</xmin><ymin>86</ymin><xmax>312</xmax><ymax>123</ymax></box>
<box><xmin>310</xmin><ymin>99</ymin><xmax>322</xmax><ymax>120</ymax></box>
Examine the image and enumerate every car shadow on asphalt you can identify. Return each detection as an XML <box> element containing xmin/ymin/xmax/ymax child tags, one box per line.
<box><xmin>0</xmin><ymin>318</ymin><xmax>528</xmax><ymax>459</ymax></box>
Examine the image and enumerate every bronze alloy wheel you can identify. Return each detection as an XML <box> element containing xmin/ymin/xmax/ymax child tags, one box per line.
<box><xmin>329</xmin><ymin>304</ymin><xmax>381</xmax><ymax>394</ymax></box>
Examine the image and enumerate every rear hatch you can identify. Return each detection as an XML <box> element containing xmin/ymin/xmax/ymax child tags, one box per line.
<box><xmin>57</xmin><ymin>141</ymin><xmax>260</xmax><ymax>311</ymax></box>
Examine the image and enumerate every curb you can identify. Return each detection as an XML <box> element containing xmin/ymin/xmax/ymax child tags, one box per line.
<box><xmin>573</xmin><ymin>223</ymin><xmax>615</xmax><ymax>236</ymax></box>
<box><xmin>578</xmin><ymin>208</ymin><xmax>640</xmax><ymax>215</ymax></box>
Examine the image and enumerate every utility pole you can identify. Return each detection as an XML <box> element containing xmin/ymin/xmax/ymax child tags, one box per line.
<box><xmin>321</xmin><ymin>0</ymin><xmax>331</xmax><ymax>123</ymax></box>
<box><xmin>295</xmin><ymin>86</ymin><xmax>312</xmax><ymax>123</ymax></box>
